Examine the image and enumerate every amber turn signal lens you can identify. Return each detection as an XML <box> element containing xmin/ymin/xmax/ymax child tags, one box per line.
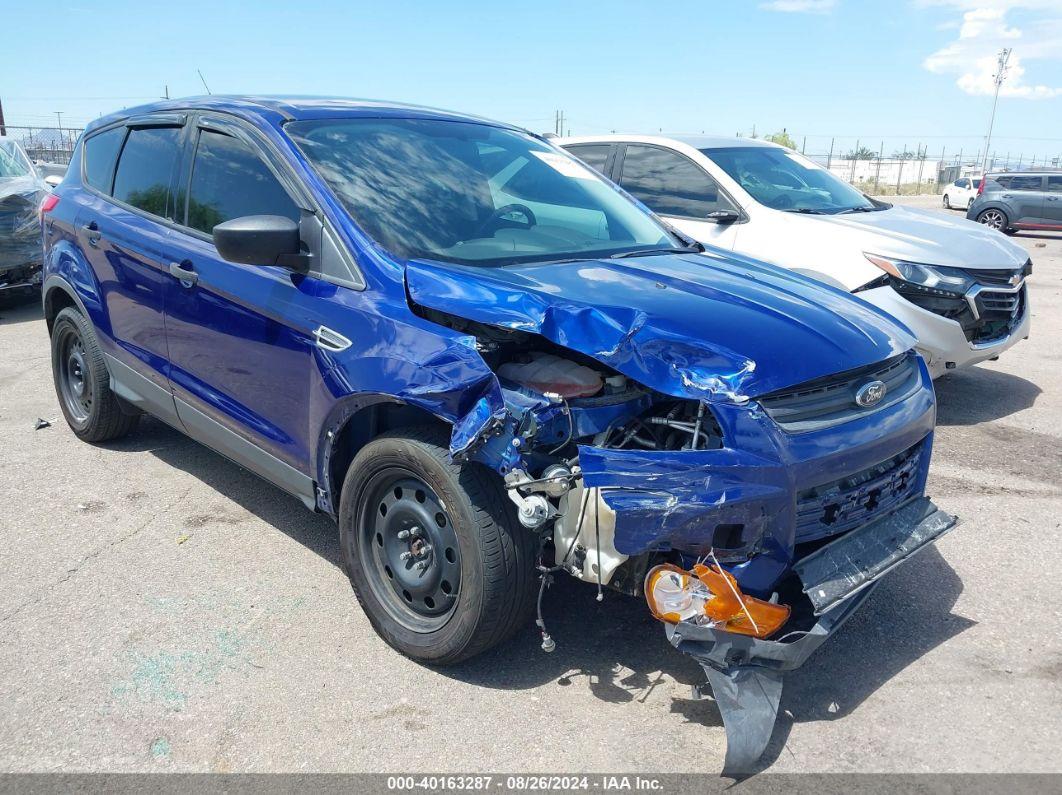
<box><xmin>644</xmin><ymin>562</ymin><xmax>789</xmax><ymax>639</ymax></box>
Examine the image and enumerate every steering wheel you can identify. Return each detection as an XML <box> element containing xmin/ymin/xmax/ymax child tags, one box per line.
<box><xmin>475</xmin><ymin>203</ymin><xmax>537</xmax><ymax>237</ymax></box>
<box><xmin>767</xmin><ymin>193</ymin><xmax>794</xmax><ymax>210</ymax></box>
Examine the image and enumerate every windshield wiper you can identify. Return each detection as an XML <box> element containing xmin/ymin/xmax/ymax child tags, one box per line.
<box><xmin>610</xmin><ymin>246</ymin><xmax>702</xmax><ymax>259</ymax></box>
<box><xmin>782</xmin><ymin>208</ymin><xmax>829</xmax><ymax>215</ymax></box>
<box><xmin>835</xmin><ymin>206</ymin><xmax>876</xmax><ymax>214</ymax></box>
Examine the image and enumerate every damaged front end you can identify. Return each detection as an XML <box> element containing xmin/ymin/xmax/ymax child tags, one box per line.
<box><xmin>0</xmin><ymin>141</ymin><xmax>48</xmax><ymax>293</ymax></box>
<box><xmin>402</xmin><ymin>252</ymin><xmax>954</xmax><ymax>773</ymax></box>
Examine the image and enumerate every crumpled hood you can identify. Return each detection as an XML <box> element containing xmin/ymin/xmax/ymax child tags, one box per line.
<box><xmin>797</xmin><ymin>204</ymin><xmax>1029</xmax><ymax>270</ymax></box>
<box><xmin>405</xmin><ymin>250</ymin><xmax>915</xmax><ymax>402</ymax></box>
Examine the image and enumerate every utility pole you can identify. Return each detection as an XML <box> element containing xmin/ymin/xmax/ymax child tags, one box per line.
<box><xmin>55</xmin><ymin>111</ymin><xmax>63</xmax><ymax>133</ymax></box>
<box><xmin>981</xmin><ymin>47</ymin><xmax>1011</xmax><ymax>175</ymax></box>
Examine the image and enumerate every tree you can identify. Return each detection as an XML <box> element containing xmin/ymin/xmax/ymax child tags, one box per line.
<box><xmin>892</xmin><ymin>149</ymin><xmax>920</xmax><ymax>160</ymax></box>
<box><xmin>766</xmin><ymin>130</ymin><xmax>797</xmax><ymax>150</ymax></box>
<box><xmin>845</xmin><ymin>146</ymin><xmax>877</xmax><ymax>160</ymax></box>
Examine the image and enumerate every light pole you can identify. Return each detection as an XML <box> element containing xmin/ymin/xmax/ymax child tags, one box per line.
<box><xmin>981</xmin><ymin>48</ymin><xmax>1011</xmax><ymax>176</ymax></box>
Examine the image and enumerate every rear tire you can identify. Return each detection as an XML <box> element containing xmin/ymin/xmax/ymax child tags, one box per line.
<box><xmin>50</xmin><ymin>307</ymin><xmax>139</xmax><ymax>442</ymax></box>
<box><xmin>976</xmin><ymin>208</ymin><xmax>1009</xmax><ymax>232</ymax></box>
<box><xmin>339</xmin><ymin>426</ymin><xmax>537</xmax><ymax>665</ymax></box>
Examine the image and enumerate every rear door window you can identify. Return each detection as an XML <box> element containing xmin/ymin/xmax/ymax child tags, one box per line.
<box><xmin>83</xmin><ymin>127</ymin><xmax>127</xmax><ymax>194</ymax></box>
<box><xmin>185</xmin><ymin>129</ymin><xmax>300</xmax><ymax>234</ymax></box>
<box><xmin>618</xmin><ymin>145</ymin><xmax>736</xmax><ymax>218</ymax></box>
<box><xmin>112</xmin><ymin>126</ymin><xmax>183</xmax><ymax>218</ymax></box>
<box><xmin>564</xmin><ymin>144</ymin><xmax>611</xmax><ymax>176</ymax></box>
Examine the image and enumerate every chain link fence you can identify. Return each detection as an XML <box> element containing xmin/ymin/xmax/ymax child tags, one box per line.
<box><xmin>788</xmin><ymin>138</ymin><xmax>1062</xmax><ymax>196</ymax></box>
<box><xmin>0</xmin><ymin>124</ymin><xmax>83</xmax><ymax>166</ymax></box>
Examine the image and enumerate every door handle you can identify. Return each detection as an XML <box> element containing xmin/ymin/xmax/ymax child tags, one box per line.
<box><xmin>168</xmin><ymin>260</ymin><xmax>198</xmax><ymax>287</ymax></box>
<box><xmin>1048</xmin><ymin>196</ymin><xmax>1059</xmax><ymax>201</ymax></box>
<box><xmin>82</xmin><ymin>221</ymin><xmax>101</xmax><ymax>248</ymax></box>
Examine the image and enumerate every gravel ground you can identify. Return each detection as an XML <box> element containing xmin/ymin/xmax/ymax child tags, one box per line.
<box><xmin>0</xmin><ymin>198</ymin><xmax>1059</xmax><ymax>776</ymax></box>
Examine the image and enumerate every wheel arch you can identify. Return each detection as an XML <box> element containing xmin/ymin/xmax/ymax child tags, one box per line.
<box><xmin>43</xmin><ymin>275</ymin><xmax>89</xmax><ymax>333</ymax></box>
<box><xmin>318</xmin><ymin>395</ymin><xmax>452</xmax><ymax>517</ymax></box>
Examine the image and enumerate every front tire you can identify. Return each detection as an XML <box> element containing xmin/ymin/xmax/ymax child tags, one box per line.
<box><xmin>50</xmin><ymin>307</ymin><xmax>139</xmax><ymax>442</ymax></box>
<box><xmin>339</xmin><ymin>426</ymin><xmax>537</xmax><ymax>665</ymax></box>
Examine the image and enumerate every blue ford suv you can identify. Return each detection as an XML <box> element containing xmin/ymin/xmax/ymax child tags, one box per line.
<box><xmin>42</xmin><ymin>97</ymin><xmax>955</xmax><ymax>768</ymax></box>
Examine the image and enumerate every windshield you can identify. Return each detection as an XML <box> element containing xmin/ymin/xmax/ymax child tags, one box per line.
<box><xmin>0</xmin><ymin>141</ymin><xmax>32</xmax><ymax>179</ymax></box>
<box><xmin>287</xmin><ymin>118</ymin><xmax>674</xmax><ymax>266</ymax></box>
<box><xmin>703</xmin><ymin>146</ymin><xmax>878</xmax><ymax>214</ymax></box>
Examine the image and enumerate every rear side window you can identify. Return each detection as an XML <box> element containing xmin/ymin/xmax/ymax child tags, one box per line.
<box><xmin>565</xmin><ymin>145</ymin><xmax>611</xmax><ymax>175</ymax></box>
<box><xmin>619</xmin><ymin>145</ymin><xmax>735</xmax><ymax>218</ymax></box>
<box><xmin>112</xmin><ymin>126</ymin><xmax>183</xmax><ymax>218</ymax></box>
<box><xmin>83</xmin><ymin>127</ymin><xmax>126</xmax><ymax>193</ymax></box>
<box><xmin>1046</xmin><ymin>176</ymin><xmax>1062</xmax><ymax>193</ymax></box>
<box><xmin>1006</xmin><ymin>176</ymin><xmax>1044</xmax><ymax>191</ymax></box>
<box><xmin>185</xmin><ymin>129</ymin><xmax>300</xmax><ymax>234</ymax></box>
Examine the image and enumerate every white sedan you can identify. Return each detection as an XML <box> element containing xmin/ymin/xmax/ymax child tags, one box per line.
<box><xmin>943</xmin><ymin>176</ymin><xmax>981</xmax><ymax>210</ymax></box>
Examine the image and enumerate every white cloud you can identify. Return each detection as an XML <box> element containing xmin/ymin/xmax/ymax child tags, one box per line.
<box><xmin>760</xmin><ymin>0</ymin><xmax>837</xmax><ymax>13</ymax></box>
<box><xmin>923</xmin><ymin>2</ymin><xmax>1062</xmax><ymax>99</ymax></box>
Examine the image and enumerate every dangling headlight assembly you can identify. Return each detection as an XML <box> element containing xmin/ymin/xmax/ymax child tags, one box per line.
<box><xmin>644</xmin><ymin>562</ymin><xmax>790</xmax><ymax>638</ymax></box>
<box><xmin>864</xmin><ymin>253</ymin><xmax>976</xmax><ymax>297</ymax></box>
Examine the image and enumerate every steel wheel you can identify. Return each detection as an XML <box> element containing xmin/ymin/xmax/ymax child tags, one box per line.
<box><xmin>978</xmin><ymin>209</ymin><xmax>1007</xmax><ymax>230</ymax></box>
<box><xmin>356</xmin><ymin>470</ymin><xmax>462</xmax><ymax>632</ymax></box>
<box><xmin>55</xmin><ymin>325</ymin><xmax>93</xmax><ymax>423</ymax></box>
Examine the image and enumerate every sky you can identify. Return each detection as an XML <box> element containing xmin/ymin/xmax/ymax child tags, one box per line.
<box><xmin>3</xmin><ymin>0</ymin><xmax>1061</xmax><ymax>162</ymax></box>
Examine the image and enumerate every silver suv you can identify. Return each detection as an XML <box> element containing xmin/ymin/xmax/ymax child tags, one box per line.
<box><xmin>968</xmin><ymin>171</ymin><xmax>1062</xmax><ymax>233</ymax></box>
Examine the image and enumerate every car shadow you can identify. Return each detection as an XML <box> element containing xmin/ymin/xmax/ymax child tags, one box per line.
<box><xmin>103</xmin><ymin>416</ymin><xmax>341</xmax><ymax>565</ymax></box>
<box><xmin>105</xmin><ymin>416</ymin><xmax>973</xmax><ymax>776</ymax></box>
<box><xmin>934</xmin><ymin>367</ymin><xmax>1041</xmax><ymax>426</ymax></box>
<box><xmin>0</xmin><ymin>294</ymin><xmax>44</xmax><ymax>326</ymax></box>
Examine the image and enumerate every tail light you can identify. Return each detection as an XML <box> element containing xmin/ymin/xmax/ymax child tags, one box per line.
<box><xmin>977</xmin><ymin>179</ymin><xmax>986</xmax><ymax>196</ymax></box>
<box><xmin>644</xmin><ymin>562</ymin><xmax>790</xmax><ymax>638</ymax></box>
<box><xmin>38</xmin><ymin>193</ymin><xmax>60</xmax><ymax>225</ymax></box>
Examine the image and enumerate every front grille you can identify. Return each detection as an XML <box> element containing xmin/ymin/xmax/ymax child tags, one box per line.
<box><xmin>795</xmin><ymin>440</ymin><xmax>924</xmax><ymax>543</ymax></box>
<box><xmin>758</xmin><ymin>352</ymin><xmax>921</xmax><ymax>433</ymax></box>
<box><xmin>966</xmin><ymin>260</ymin><xmax>1031</xmax><ymax>287</ymax></box>
<box><xmin>894</xmin><ymin>270</ymin><xmax>1028</xmax><ymax>345</ymax></box>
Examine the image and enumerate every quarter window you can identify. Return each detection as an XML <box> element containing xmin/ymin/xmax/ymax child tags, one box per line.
<box><xmin>1046</xmin><ymin>176</ymin><xmax>1062</xmax><ymax>193</ymax></box>
<box><xmin>619</xmin><ymin>145</ymin><xmax>735</xmax><ymax>218</ymax></box>
<box><xmin>185</xmin><ymin>129</ymin><xmax>300</xmax><ymax>234</ymax></box>
<box><xmin>112</xmin><ymin>126</ymin><xmax>183</xmax><ymax>217</ymax></box>
<box><xmin>83</xmin><ymin>127</ymin><xmax>126</xmax><ymax>194</ymax></box>
<box><xmin>564</xmin><ymin>145</ymin><xmax>611</xmax><ymax>176</ymax></box>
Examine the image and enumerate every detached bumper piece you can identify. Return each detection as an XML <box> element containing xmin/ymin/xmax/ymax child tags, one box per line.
<box><xmin>665</xmin><ymin>497</ymin><xmax>957</xmax><ymax>774</ymax></box>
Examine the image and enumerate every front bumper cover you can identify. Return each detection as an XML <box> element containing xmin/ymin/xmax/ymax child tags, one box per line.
<box><xmin>666</xmin><ymin>497</ymin><xmax>957</xmax><ymax>774</ymax></box>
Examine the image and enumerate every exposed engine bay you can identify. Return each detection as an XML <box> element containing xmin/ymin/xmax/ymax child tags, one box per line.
<box><xmin>419</xmin><ymin>307</ymin><xmax>725</xmax><ymax>594</ymax></box>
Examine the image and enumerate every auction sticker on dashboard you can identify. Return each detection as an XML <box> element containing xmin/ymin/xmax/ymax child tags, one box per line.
<box><xmin>532</xmin><ymin>150</ymin><xmax>597</xmax><ymax>179</ymax></box>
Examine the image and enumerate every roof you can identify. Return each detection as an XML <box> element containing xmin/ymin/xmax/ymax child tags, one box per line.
<box><xmin>559</xmin><ymin>132</ymin><xmax>780</xmax><ymax>150</ymax></box>
<box><xmin>85</xmin><ymin>95</ymin><xmax>515</xmax><ymax>135</ymax></box>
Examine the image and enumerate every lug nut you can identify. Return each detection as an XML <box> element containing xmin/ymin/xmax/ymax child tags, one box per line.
<box><xmin>400</xmin><ymin>551</ymin><xmax>413</xmax><ymax>561</ymax></box>
<box><xmin>397</xmin><ymin>529</ymin><xmax>411</xmax><ymax>540</ymax></box>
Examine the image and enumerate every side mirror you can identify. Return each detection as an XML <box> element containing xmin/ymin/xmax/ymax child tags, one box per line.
<box><xmin>705</xmin><ymin>209</ymin><xmax>739</xmax><ymax>224</ymax></box>
<box><xmin>44</xmin><ymin>175</ymin><xmax>62</xmax><ymax>188</ymax></box>
<box><xmin>212</xmin><ymin>215</ymin><xmax>309</xmax><ymax>272</ymax></box>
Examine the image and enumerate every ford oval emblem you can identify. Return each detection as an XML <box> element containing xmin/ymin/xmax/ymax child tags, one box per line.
<box><xmin>855</xmin><ymin>379</ymin><xmax>887</xmax><ymax>408</ymax></box>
